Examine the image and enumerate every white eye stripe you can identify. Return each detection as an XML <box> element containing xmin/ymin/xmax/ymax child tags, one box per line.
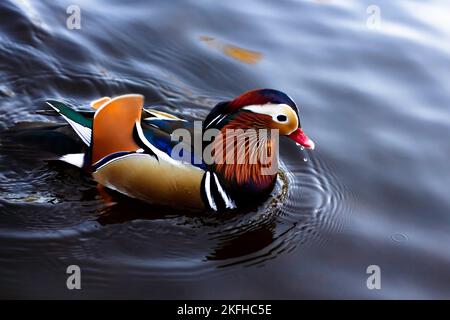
<box><xmin>242</xmin><ymin>103</ymin><xmax>299</xmax><ymax>124</ymax></box>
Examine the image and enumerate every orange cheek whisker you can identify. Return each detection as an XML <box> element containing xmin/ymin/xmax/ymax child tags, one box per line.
<box><xmin>213</xmin><ymin>133</ymin><xmax>275</xmax><ymax>186</ymax></box>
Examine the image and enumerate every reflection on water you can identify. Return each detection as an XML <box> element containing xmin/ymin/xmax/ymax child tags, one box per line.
<box><xmin>0</xmin><ymin>135</ymin><xmax>349</xmax><ymax>275</ymax></box>
<box><xmin>199</xmin><ymin>36</ymin><xmax>263</xmax><ymax>65</ymax></box>
<box><xmin>0</xmin><ymin>0</ymin><xmax>450</xmax><ymax>298</ymax></box>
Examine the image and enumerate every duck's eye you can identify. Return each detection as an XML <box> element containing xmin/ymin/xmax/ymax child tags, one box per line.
<box><xmin>276</xmin><ymin>115</ymin><xmax>287</xmax><ymax>122</ymax></box>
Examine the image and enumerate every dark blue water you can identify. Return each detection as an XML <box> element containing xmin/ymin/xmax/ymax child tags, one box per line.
<box><xmin>0</xmin><ymin>0</ymin><xmax>449</xmax><ymax>299</ymax></box>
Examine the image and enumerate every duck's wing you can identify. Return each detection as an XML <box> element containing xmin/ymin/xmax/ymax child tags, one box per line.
<box><xmin>13</xmin><ymin>96</ymin><xmax>231</xmax><ymax>211</ymax></box>
<box><xmin>143</xmin><ymin>108</ymin><xmax>195</xmax><ymax>135</ymax></box>
<box><xmin>141</xmin><ymin>107</ymin><xmax>208</xmax><ymax>169</ymax></box>
<box><xmin>40</xmin><ymin>97</ymin><xmax>180</xmax><ymax>123</ymax></box>
<box><xmin>45</xmin><ymin>99</ymin><xmax>93</xmax><ymax>146</ymax></box>
<box><xmin>46</xmin><ymin>95</ymin><xmax>205</xmax><ymax>170</ymax></box>
<box><xmin>85</xmin><ymin>94</ymin><xmax>205</xmax><ymax>209</ymax></box>
<box><xmin>141</xmin><ymin>121</ymin><xmax>205</xmax><ymax>169</ymax></box>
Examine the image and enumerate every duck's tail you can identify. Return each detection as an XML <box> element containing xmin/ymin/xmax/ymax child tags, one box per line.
<box><xmin>48</xmin><ymin>94</ymin><xmax>144</xmax><ymax>168</ymax></box>
<box><xmin>45</xmin><ymin>100</ymin><xmax>93</xmax><ymax>146</ymax></box>
<box><xmin>2</xmin><ymin>95</ymin><xmax>145</xmax><ymax>169</ymax></box>
<box><xmin>0</xmin><ymin>120</ymin><xmax>85</xmax><ymax>165</ymax></box>
<box><xmin>43</xmin><ymin>100</ymin><xmax>96</xmax><ymax>169</ymax></box>
<box><xmin>0</xmin><ymin>100</ymin><xmax>93</xmax><ymax>168</ymax></box>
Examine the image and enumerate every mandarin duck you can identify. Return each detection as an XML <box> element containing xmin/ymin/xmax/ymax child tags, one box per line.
<box><xmin>28</xmin><ymin>89</ymin><xmax>314</xmax><ymax>211</ymax></box>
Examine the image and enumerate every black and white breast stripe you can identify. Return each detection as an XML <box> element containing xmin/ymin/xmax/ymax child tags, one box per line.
<box><xmin>204</xmin><ymin>113</ymin><xmax>227</xmax><ymax>130</ymax></box>
<box><xmin>201</xmin><ymin>171</ymin><xmax>236</xmax><ymax>211</ymax></box>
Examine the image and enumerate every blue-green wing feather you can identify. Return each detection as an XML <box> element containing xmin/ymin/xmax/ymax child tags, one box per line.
<box><xmin>140</xmin><ymin>120</ymin><xmax>205</xmax><ymax>169</ymax></box>
<box><xmin>46</xmin><ymin>100</ymin><xmax>93</xmax><ymax>145</ymax></box>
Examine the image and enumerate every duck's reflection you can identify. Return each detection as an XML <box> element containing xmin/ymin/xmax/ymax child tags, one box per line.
<box><xmin>92</xmin><ymin>187</ymin><xmax>185</xmax><ymax>224</ymax></box>
<box><xmin>91</xmin><ymin>186</ymin><xmax>276</xmax><ymax>263</ymax></box>
<box><xmin>199</xmin><ymin>35</ymin><xmax>263</xmax><ymax>65</ymax></box>
<box><xmin>206</xmin><ymin>221</ymin><xmax>275</xmax><ymax>262</ymax></box>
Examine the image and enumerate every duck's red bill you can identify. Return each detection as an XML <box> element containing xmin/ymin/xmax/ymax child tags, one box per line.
<box><xmin>288</xmin><ymin>128</ymin><xmax>315</xmax><ymax>150</ymax></box>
